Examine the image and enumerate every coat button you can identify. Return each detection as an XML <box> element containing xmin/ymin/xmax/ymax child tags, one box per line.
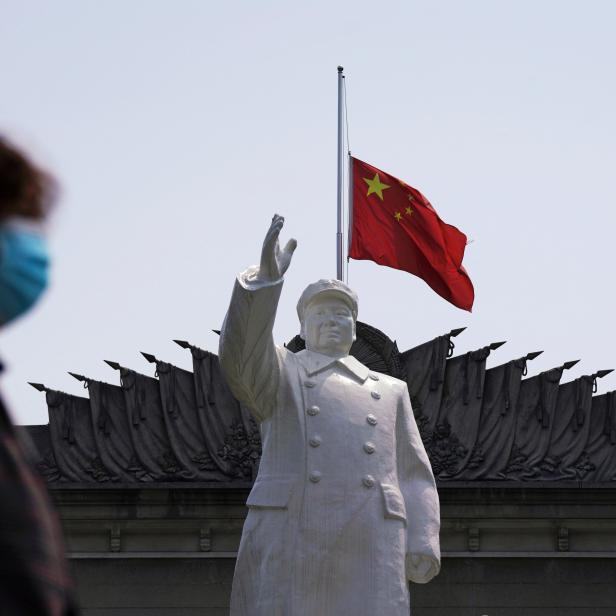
<box><xmin>309</xmin><ymin>435</ymin><xmax>322</xmax><ymax>447</ymax></box>
<box><xmin>304</xmin><ymin>381</ymin><xmax>316</xmax><ymax>388</ymax></box>
<box><xmin>369</xmin><ymin>373</ymin><xmax>379</xmax><ymax>381</ymax></box>
<box><xmin>366</xmin><ymin>414</ymin><xmax>377</xmax><ymax>426</ymax></box>
<box><xmin>363</xmin><ymin>441</ymin><xmax>375</xmax><ymax>454</ymax></box>
<box><xmin>309</xmin><ymin>471</ymin><xmax>322</xmax><ymax>483</ymax></box>
<box><xmin>371</xmin><ymin>391</ymin><xmax>381</xmax><ymax>400</ymax></box>
<box><xmin>362</xmin><ymin>474</ymin><xmax>375</xmax><ymax>488</ymax></box>
<box><xmin>307</xmin><ymin>405</ymin><xmax>320</xmax><ymax>416</ymax></box>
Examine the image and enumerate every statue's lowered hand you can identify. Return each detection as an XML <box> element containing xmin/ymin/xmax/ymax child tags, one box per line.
<box><xmin>406</xmin><ymin>553</ymin><xmax>440</xmax><ymax>584</ymax></box>
<box><xmin>259</xmin><ymin>214</ymin><xmax>297</xmax><ymax>282</ymax></box>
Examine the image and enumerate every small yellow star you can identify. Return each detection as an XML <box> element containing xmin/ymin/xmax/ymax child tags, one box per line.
<box><xmin>405</xmin><ymin>206</ymin><xmax>413</xmax><ymax>216</ymax></box>
<box><xmin>407</xmin><ymin>194</ymin><xmax>415</xmax><ymax>202</ymax></box>
<box><xmin>363</xmin><ymin>173</ymin><xmax>391</xmax><ymax>201</ymax></box>
<box><xmin>394</xmin><ymin>211</ymin><xmax>402</xmax><ymax>222</ymax></box>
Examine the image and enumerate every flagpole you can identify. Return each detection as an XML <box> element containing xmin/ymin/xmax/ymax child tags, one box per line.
<box><xmin>336</xmin><ymin>65</ymin><xmax>344</xmax><ymax>281</ymax></box>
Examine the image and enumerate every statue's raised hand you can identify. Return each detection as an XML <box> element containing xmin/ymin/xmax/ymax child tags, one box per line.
<box><xmin>259</xmin><ymin>214</ymin><xmax>297</xmax><ymax>282</ymax></box>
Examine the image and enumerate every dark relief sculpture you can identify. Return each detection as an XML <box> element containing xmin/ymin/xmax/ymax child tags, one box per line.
<box><xmin>28</xmin><ymin>323</ymin><xmax>615</xmax><ymax>484</ymax></box>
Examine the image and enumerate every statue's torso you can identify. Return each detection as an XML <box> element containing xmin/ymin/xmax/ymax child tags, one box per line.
<box><xmin>232</xmin><ymin>348</ymin><xmax>410</xmax><ymax>616</ymax></box>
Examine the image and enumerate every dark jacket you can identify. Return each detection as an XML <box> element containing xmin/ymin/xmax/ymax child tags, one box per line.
<box><xmin>0</xmin><ymin>382</ymin><xmax>78</xmax><ymax>616</ymax></box>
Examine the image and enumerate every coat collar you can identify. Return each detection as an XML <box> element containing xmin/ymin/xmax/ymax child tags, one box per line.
<box><xmin>296</xmin><ymin>349</ymin><xmax>370</xmax><ymax>383</ymax></box>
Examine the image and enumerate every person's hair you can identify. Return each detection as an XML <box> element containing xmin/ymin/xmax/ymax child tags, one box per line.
<box><xmin>0</xmin><ymin>136</ymin><xmax>57</xmax><ymax>222</ymax></box>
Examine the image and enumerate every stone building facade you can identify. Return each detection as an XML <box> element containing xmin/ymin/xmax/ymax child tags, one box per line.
<box><xmin>23</xmin><ymin>323</ymin><xmax>616</xmax><ymax>615</ymax></box>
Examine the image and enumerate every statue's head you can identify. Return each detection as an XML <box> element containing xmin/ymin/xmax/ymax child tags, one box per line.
<box><xmin>297</xmin><ymin>279</ymin><xmax>358</xmax><ymax>357</ymax></box>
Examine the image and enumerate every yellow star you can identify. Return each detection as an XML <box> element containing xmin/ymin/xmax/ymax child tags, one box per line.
<box><xmin>407</xmin><ymin>194</ymin><xmax>415</xmax><ymax>202</ymax></box>
<box><xmin>394</xmin><ymin>211</ymin><xmax>402</xmax><ymax>222</ymax></box>
<box><xmin>405</xmin><ymin>206</ymin><xmax>413</xmax><ymax>216</ymax></box>
<box><xmin>363</xmin><ymin>173</ymin><xmax>390</xmax><ymax>201</ymax></box>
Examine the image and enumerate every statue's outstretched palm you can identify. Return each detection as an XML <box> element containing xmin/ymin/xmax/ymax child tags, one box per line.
<box><xmin>259</xmin><ymin>214</ymin><xmax>297</xmax><ymax>282</ymax></box>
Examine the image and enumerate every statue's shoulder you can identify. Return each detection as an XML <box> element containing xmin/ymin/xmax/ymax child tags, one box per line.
<box><xmin>369</xmin><ymin>369</ymin><xmax>407</xmax><ymax>394</ymax></box>
<box><xmin>276</xmin><ymin>343</ymin><xmax>294</xmax><ymax>364</ymax></box>
<box><xmin>284</xmin><ymin>348</ymin><xmax>313</xmax><ymax>371</ymax></box>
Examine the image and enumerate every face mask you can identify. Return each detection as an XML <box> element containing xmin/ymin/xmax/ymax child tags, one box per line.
<box><xmin>0</xmin><ymin>219</ymin><xmax>50</xmax><ymax>325</ymax></box>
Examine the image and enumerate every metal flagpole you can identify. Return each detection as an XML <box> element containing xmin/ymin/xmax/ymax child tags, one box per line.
<box><xmin>336</xmin><ymin>66</ymin><xmax>344</xmax><ymax>281</ymax></box>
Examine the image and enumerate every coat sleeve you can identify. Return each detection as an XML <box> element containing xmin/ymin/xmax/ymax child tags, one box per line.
<box><xmin>396</xmin><ymin>381</ymin><xmax>441</xmax><ymax>583</ymax></box>
<box><xmin>218</xmin><ymin>266</ymin><xmax>284</xmax><ymax>422</ymax></box>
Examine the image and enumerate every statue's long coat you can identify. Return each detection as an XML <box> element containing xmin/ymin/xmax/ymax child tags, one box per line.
<box><xmin>219</xmin><ymin>269</ymin><xmax>441</xmax><ymax>616</ymax></box>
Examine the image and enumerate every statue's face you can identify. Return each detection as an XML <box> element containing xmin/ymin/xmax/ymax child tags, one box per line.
<box><xmin>301</xmin><ymin>293</ymin><xmax>356</xmax><ymax>357</ymax></box>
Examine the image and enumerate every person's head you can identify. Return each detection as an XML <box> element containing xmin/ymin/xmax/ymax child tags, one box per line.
<box><xmin>0</xmin><ymin>136</ymin><xmax>56</xmax><ymax>223</ymax></box>
<box><xmin>0</xmin><ymin>136</ymin><xmax>56</xmax><ymax>326</ymax></box>
<box><xmin>297</xmin><ymin>280</ymin><xmax>358</xmax><ymax>357</ymax></box>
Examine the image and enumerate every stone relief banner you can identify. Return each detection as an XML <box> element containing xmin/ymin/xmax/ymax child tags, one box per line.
<box><xmin>585</xmin><ymin>391</ymin><xmax>616</xmax><ymax>482</ymax></box>
<box><xmin>431</xmin><ymin>347</ymin><xmax>492</xmax><ymax>478</ymax></box>
<box><xmin>31</xmin><ymin>325</ymin><xmax>615</xmax><ymax>484</ymax></box>
<box><xmin>505</xmin><ymin>366</ymin><xmax>566</xmax><ymax>479</ymax></box>
<box><xmin>155</xmin><ymin>360</ymin><xmax>221</xmax><ymax>481</ymax></box>
<box><xmin>87</xmin><ymin>379</ymin><xmax>151</xmax><ymax>482</ymax></box>
<box><xmin>188</xmin><ymin>345</ymin><xmax>260</xmax><ymax>480</ymax></box>
<box><xmin>460</xmin><ymin>357</ymin><xmax>528</xmax><ymax>480</ymax></box>
<box><xmin>542</xmin><ymin>375</ymin><xmax>596</xmax><ymax>480</ymax></box>
<box><xmin>46</xmin><ymin>390</ymin><xmax>116</xmax><ymax>483</ymax></box>
<box><xmin>120</xmin><ymin>367</ymin><xmax>193</xmax><ymax>480</ymax></box>
<box><xmin>401</xmin><ymin>333</ymin><xmax>451</xmax><ymax>444</ymax></box>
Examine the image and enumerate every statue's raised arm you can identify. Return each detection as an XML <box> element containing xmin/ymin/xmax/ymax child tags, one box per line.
<box><xmin>218</xmin><ymin>214</ymin><xmax>296</xmax><ymax>421</ymax></box>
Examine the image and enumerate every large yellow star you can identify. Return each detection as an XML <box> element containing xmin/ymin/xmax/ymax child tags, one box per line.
<box><xmin>363</xmin><ymin>173</ymin><xmax>390</xmax><ymax>201</ymax></box>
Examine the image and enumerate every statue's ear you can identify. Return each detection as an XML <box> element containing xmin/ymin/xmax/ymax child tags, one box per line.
<box><xmin>352</xmin><ymin>320</ymin><xmax>357</xmax><ymax>343</ymax></box>
<box><xmin>299</xmin><ymin>322</ymin><xmax>306</xmax><ymax>340</ymax></box>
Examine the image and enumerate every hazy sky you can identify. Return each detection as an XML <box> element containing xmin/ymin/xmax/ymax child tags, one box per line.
<box><xmin>1</xmin><ymin>1</ymin><xmax>615</xmax><ymax>424</ymax></box>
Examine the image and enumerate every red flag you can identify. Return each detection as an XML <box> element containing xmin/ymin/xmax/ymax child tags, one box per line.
<box><xmin>349</xmin><ymin>157</ymin><xmax>474</xmax><ymax>311</ymax></box>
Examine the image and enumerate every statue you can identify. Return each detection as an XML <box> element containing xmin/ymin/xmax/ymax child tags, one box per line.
<box><xmin>219</xmin><ymin>215</ymin><xmax>441</xmax><ymax>616</ymax></box>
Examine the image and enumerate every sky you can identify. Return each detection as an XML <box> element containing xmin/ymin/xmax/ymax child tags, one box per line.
<box><xmin>1</xmin><ymin>0</ymin><xmax>615</xmax><ymax>425</ymax></box>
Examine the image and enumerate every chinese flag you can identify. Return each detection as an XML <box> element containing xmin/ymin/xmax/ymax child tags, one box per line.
<box><xmin>349</xmin><ymin>157</ymin><xmax>474</xmax><ymax>311</ymax></box>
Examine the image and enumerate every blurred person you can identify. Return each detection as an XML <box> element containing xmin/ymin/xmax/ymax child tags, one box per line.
<box><xmin>0</xmin><ymin>135</ymin><xmax>78</xmax><ymax>615</ymax></box>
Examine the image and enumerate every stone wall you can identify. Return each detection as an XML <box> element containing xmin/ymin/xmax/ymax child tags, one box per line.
<box><xmin>53</xmin><ymin>483</ymin><xmax>616</xmax><ymax>615</ymax></box>
<box><xmin>413</xmin><ymin>557</ymin><xmax>616</xmax><ymax>615</ymax></box>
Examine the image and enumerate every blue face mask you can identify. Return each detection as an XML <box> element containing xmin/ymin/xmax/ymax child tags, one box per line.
<box><xmin>0</xmin><ymin>220</ymin><xmax>50</xmax><ymax>325</ymax></box>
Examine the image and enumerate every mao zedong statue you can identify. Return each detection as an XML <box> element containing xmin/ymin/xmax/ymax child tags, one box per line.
<box><xmin>219</xmin><ymin>215</ymin><xmax>441</xmax><ymax>616</ymax></box>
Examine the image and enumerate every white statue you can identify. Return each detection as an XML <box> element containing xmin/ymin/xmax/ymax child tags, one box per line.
<box><xmin>219</xmin><ymin>215</ymin><xmax>441</xmax><ymax>616</ymax></box>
